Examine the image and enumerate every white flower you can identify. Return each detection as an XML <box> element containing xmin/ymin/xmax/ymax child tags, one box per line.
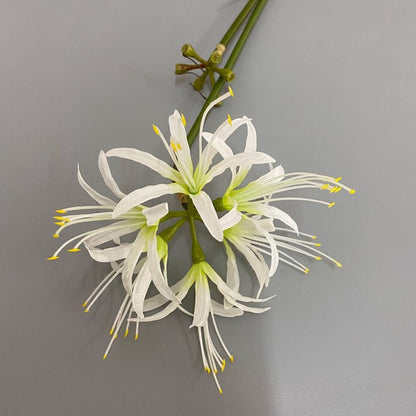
<box><xmin>128</xmin><ymin>260</ymin><xmax>272</xmax><ymax>394</ymax></box>
<box><xmin>48</xmin><ymin>151</ymin><xmax>182</xmax><ymax>357</ymax></box>
<box><xmin>106</xmin><ymin>87</ymin><xmax>274</xmax><ymax>241</ymax></box>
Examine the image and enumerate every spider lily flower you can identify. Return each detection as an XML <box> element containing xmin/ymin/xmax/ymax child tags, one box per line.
<box><xmin>105</xmin><ymin>88</ymin><xmax>274</xmax><ymax>242</ymax></box>
<box><xmin>128</xmin><ymin>260</ymin><xmax>272</xmax><ymax>393</ymax></box>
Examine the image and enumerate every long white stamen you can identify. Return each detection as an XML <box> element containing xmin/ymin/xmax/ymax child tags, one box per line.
<box><xmin>83</xmin><ymin>267</ymin><xmax>119</xmax><ymax>309</ymax></box>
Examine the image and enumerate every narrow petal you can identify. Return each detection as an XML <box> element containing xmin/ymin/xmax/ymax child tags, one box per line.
<box><xmin>98</xmin><ymin>150</ymin><xmax>126</xmax><ymax>199</ymax></box>
<box><xmin>191</xmin><ymin>272</ymin><xmax>211</xmax><ymax>327</ymax></box>
<box><xmin>86</xmin><ymin>244</ymin><xmax>132</xmax><ymax>262</ymax></box>
<box><xmin>142</xmin><ymin>202</ymin><xmax>169</xmax><ymax>226</ymax></box>
<box><xmin>224</xmin><ymin>241</ymin><xmax>240</xmax><ymax>310</ymax></box>
<box><xmin>84</xmin><ymin>222</ymin><xmax>141</xmax><ymax>247</ymax></box>
<box><xmin>219</xmin><ymin>205</ymin><xmax>242</xmax><ymax>231</ymax></box>
<box><xmin>203</xmin><ymin>152</ymin><xmax>275</xmax><ymax>186</ymax></box>
<box><xmin>121</xmin><ymin>228</ymin><xmax>147</xmax><ymax>294</ymax></box>
<box><xmin>147</xmin><ymin>234</ymin><xmax>178</xmax><ymax>302</ymax></box>
<box><xmin>106</xmin><ymin>147</ymin><xmax>183</xmax><ymax>183</ymax></box>
<box><xmin>251</xmin><ymin>219</ymin><xmax>279</xmax><ymax>277</ymax></box>
<box><xmin>190</xmin><ymin>192</ymin><xmax>223</xmax><ymax>241</ymax></box>
<box><xmin>203</xmin><ymin>263</ymin><xmax>273</xmax><ymax>303</ymax></box>
<box><xmin>131</xmin><ymin>262</ymin><xmax>153</xmax><ymax>318</ymax></box>
<box><xmin>211</xmin><ymin>300</ymin><xmax>244</xmax><ymax>317</ymax></box>
<box><xmin>247</xmin><ymin>203</ymin><xmax>298</xmax><ymax>233</ymax></box>
<box><xmin>77</xmin><ymin>165</ymin><xmax>116</xmax><ymax>207</ymax></box>
<box><xmin>113</xmin><ymin>183</ymin><xmax>185</xmax><ymax>218</ymax></box>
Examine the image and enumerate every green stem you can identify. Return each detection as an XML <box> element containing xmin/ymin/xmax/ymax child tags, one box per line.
<box><xmin>220</xmin><ymin>0</ymin><xmax>258</xmax><ymax>47</ymax></box>
<box><xmin>186</xmin><ymin>0</ymin><xmax>268</xmax><ymax>148</ymax></box>
<box><xmin>187</xmin><ymin>201</ymin><xmax>205</xmax><ymax>263</ymax></box>
<box><xmin>159</xmin><ymin>217</ymin><xmax>187</xmax><ymax>243</ymax></box>
<box><xmin>160</xmin><ymin>210</ymin><xmax>187</xmax><ymax>223</ymax></box>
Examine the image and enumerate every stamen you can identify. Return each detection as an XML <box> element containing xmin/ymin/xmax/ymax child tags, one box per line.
<box><xmin>349</xmin><ymin>189</ymin><xmax>356</xmax><ymax>194</ymax></box>
<box><xmin>67</xmin><ymin>248</ymin><xmax>81</xmax><ymax>252</ymax></box>
<box><xmin>335</xmin><ymin>177</ymin><xmax>342</xmax><ymax>182</ymax></box>
<box><xmin>47</xmin><ymin>256</ymin><xmax>59</xmax><ymax>261</ymax></box>
<box><xmin>181</xmin><ymin>113</ymin><xmax>186</xmax><ymax>126</ymax></box>
<box><xmin>304</xmin><ymin>268</ymin><xmax>310</xmax><ymax>274</ymax></box>
<box><xmin>228</xmin><ymin>86</ymin><xmax>234</xmax><ymax>97</ymax></box>
<box><xmin>152</xmin><ymin>124</ymin><xmax>160</xmax><ymax>135</ymax></box>
<box><xmin>328</xmin><ymin>202</ymin><xmax>335</xmax><ymax>208</ymax></box>
<box><xmin>227</xmin><ymin>114</ymin><xmax>232</xmax><ymax>125</ymax></box>
<box><xmin>53</xmin><ymin>234</ymin><xmax>59</xmax><ymax>238</ymax></box>
<box><xmin>321</xmin><ymin>184</ymin><xmax>329</xmax><ymax>190</ymax></box>
<box><xmin>55</xmin><ymin>209</ymin><xmax>67</xmax><ymax>214</ymax></box>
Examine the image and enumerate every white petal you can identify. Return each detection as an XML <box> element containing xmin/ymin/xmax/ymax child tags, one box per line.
<box><xmin>113</xmin><ymin>183</ymin><xmax>185</xmax><ymax>218</ymax></box>
<box><xmin>211</xmin><ymin>300</ymin><xmax>244</xmax><ymax>317</ymax></box>
<box><xmin>249</xmin><ymin>203</ymin><xmax>298</xmax><ymax>233</ymax></box>
<box><xmin>219</xmin><ymin>205</ymin><xmax>242</xmax><ymax>231</ymax></box>
<box><xmin>98</xmin><ymin>150</ymin><xmax>126</xmax><ymax>199</ymax></box>
<box><xmin>142</xmin><ymin>202</ymin><xmax>169</xmax><ymax>226</ymax></box>
<box><xmin>147</xmin><ymin>234</ymin><xmax>178</xmax><ymax>302</ymax></box>
<box><xmin>121</xmin><ymin>228</ymin><xmax>147</xmax><ymax>293</ymax></box>
<box><xmin>203</xmin><ymin>151</ymin><xmax>275</xmax><ymax>186</ymax></box>
<box><xmin>84</xmin><ymin>221</ymin><xmax>140</xmax><ymax>247</ymax></box>
<box><xmin>225</xmin><ymin>297</ymin><xmax>271</xmax><ymax>314</ymax></box>
<box><xmin>224</xmin><ymin>242</ymin><xmax>240</xmax><ymax>310</ymax></box>
<box><xmin>191</xmin><ymin>273</ymin><xmax>210</xmax><ymax>327</ymax></box>
<box><xmin>86</xmin><ymin>244</ymin><xmax>132</xmax><ymax>262</ymax></box>
<box><xmin>228</xmin><ymin>236</ymin><xmax>269</xmax><ymax>289</ymax></box>
<box><xmin>203</xmin><ymin>263</ymin><xmax>272</xmax><ymax>303</ymax></box>
<box><xmin>131</xmin><ymin>261</ymin><xmax>152</xmax><ymax>318</ymax></box>
<box><xmin>106</xmin><ymin>147</ymin><xmax>182</xmax><ymax>183</ymax></box>
<box><xmin>251</xmin><ymin>219</ymin><xmax>279</xmax><ymax>277</ymax></box>
<box><xmin>77</xmin><ymin>165</ymin><xmax>116</xmax><ymax>207</ymax></box>
<box><xmin>190</xmin><ymin>192</ymin><xmax>223</xmax><ymax>241</ymax></box>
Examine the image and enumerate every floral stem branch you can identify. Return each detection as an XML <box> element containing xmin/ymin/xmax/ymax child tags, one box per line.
<box><xmin>186</xmin><ymin>0</ymin><xmax>268</xmax><ymax>148</ymax></box>
<box><xmin>220</xmin><ymin>0</ymin><xmax>258</xmax><ymax>47</ymax></box>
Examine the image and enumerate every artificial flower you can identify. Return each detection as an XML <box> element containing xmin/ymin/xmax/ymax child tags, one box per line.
<box><xmin>107</xmin><ymin>87</ymin><xmax>273</xmax><ymax>241</ymax></box>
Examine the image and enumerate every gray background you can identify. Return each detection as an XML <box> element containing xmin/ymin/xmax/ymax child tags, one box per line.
<box><xmin>1</xmin><ymin>0</ymin><xmax>415</xmax><ymax>415</ymax></box>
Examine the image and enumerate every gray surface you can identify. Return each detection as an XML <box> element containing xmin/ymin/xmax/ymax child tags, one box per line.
<box><xmin>1</xmin><ymin>0</ymin><xmax>415</xmax><ymax>415</ymax></box>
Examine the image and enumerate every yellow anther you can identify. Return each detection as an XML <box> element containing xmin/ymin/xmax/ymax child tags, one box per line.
<box><xmin>304</xmin><ymin>268</ymin><xmax>310</xmax><ymax>274</ymax></box>
<box><xmin>84</xmin><ymin>308</ymin><xmax>89</xmax><ymax>313</ymax></box>
<box><xmin>204</xmin><ymin>367</ymin><xmax>211</xmax><ymax>374</ymax></box>
<box><xmin>221</xmin><ymin>360</ymin><xmax>226</xmax><ymax>372</ymax></box>
<box><xmin>228</xmin><ymin>85</ymin><xmax>234</xmax><ymax>97</ymax></box>
<box><xmin>53</xmin><ymin>234</ymin><xmax>59</xmax><ymax>238</ymax></box>
<box><xmin>135</xmin><ymin>334</ymin><xmax>139</xmax><ymax>341</ymax></box>
<box><xmin>328</xmin><ymin>202</ymin><xmax>335</xmax><ymax>208</ymax></box>
<box><xmin>170</xmin><ymin>141</ymin><xmax>182</xmax><ymax>152</ymax></box>
<box><xmin>335</xmin><ymin>261</ymin><xmax>342</xmax><ymax>268</ymax></box>
<box><xmin>230</xmin><ymin>355</ymin><xmax>234</xmax><ymax>363</ymax></box>
<box><xmin>109</xmin><ymin>328</ymin><xmax>114</xmax><ymax>335</ymax></box>
<box><xmin>214</xmin><ymin>369</ymin><xmax>218</xmax><ymax>374</ymax></box>
<box><xmin>114</xmin><ymin>334</ymin><xmax>118</xmax><ymax>340</ymax></box>
<box><xmin>315</xmin><ymin>256</ymin><xmax>322</xmax><ymax>261</ymax></box>
<box><xmin>124</xmin><ymin>329</ymin><xmax>129</xmax><ymax>338</ymax></box>
<box><xmin>54</xmin><ymin>221</ymin><xmax>65</xmax><ymax>226</ymax></box>
<box><xmin>349</xmin><ymin>189</ymin><xmax>356</xmax><ymax>195</ymax></box>
<box><xmin>321</xmin><ymin>184</ymin><xmax>329</xmax><ymax>190</ymax></box>
<box><xmin>335</xmin><ymin>177</ymin><xmax>342</xmax><ymax>182</ymax></box>
<box><xmin>102</xmin><ymin>354</ymin><xmax>107</xmax><ymax>360</ymax></box>
<box><xmin>227</xmin><ymin>114</ymin><xmax>232</xmax><ymax>125</ymax></box>
<box><xmin>55</xmin><ymin>209</ymin><xmax>67</xmax><ymax>214</ymax></box>
<box><xmin>53</xmin><ymin>216</ymin><xmax>69</xmax><ymax>222</ymax></box>
<box><xmin>219</xmin><ymin>388</ymin><xmax>223</xmax><ymax>395</ymax></box>
<box><xmin>82</xmin><ymin>301</ymin><xmax>87</xmax><ymax>307</ymax></box>
<box><xmin>152</xmin><ymin>124</ymin><xmax>159</xmax><ymax>135</ymax></box>
<box><xmin>311</xmin><ymin>235</ymin><xmax>317</xmax><ymax>240</ymax></box>
<box><xmin>315</xmin><ymin>243</ymin><xmax>322</xmax><ymax>247</ymax></box>
<box><xmin>181</xmin><ymin>113</ymin><xmax>186</xmax><ymax>126</ymax></box>
<box><xmin>68</xmin><ymin>248</ymin><xmax>81</xmax><ymax>252</ymax></box>
<box><xmin>47</xmin><ymin>256</ymin><xmax>59</xmax><ymax>261</ymax></box>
